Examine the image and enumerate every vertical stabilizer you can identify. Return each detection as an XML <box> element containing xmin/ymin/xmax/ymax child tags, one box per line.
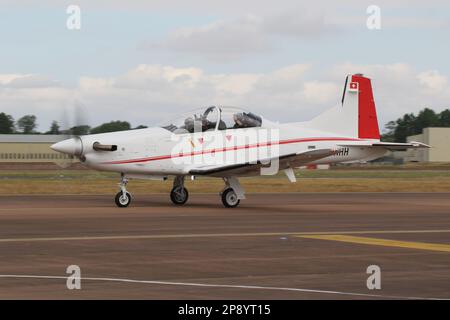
<box><xmin>306</xmin><ymin>74</ymin><xmax>380</xmax><ymax>139</ymax></box>
<box><xmin>352</xmin><ymin>74</ymin><xmax>380</xmax><ymax>139</ymax></box>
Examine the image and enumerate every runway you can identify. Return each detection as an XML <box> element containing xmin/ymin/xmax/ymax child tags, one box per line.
<box><xmin>0</xmin><ymin>193</ymin><xmax>449</xmax><ymax>299</ymax></box>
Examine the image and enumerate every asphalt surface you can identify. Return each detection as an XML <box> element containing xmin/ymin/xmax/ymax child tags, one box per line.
<box><xmin>0</xmin><ymin>193</ymin><xmax>449</xmax><ymax>299</ymax></box>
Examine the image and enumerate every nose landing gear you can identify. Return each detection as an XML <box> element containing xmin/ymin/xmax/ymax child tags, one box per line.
<box><xmin>115</xmin><ymin>174</ymin><xmax>131</xmax><ymax>207</ymax></box>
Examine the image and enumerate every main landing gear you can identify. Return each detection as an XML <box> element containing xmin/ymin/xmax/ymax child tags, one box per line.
<box><xmin>170</xmin><ymin>175</ymin><xmax>189</xmax><ymax>205</ymax></box>
<box><xmin>168</xmin><ymin>176</ymin><xmax>245</xmax><ymax>207</ymax></box>
<box><xmin>115</xmin><ymin>174</ymin><xmax>131</xmax><ymax>207</ymax></box>
<box><xmin>221</xmin><ymin>188</ymin><xmax>240</xmax><ymax>208</ymax></box>
<box><xmin>221</xmin><ymin>177</ymin><xmax>245</xmax><ymax>208</ymax></box>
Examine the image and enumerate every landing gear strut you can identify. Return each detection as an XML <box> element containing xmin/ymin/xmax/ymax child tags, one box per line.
<box><xmin>115</xmin><ymin>174</ymin><xmax>131</xmax><ymax>207</ymax></box>
<box><xmin>221</xmin><ymin>177</ymin><xmax>245</xmax><ymax>208</ymax></box>
<box><xmin>170</xmin><ymin>175</ymin><xmax>189</xmax><ymax>205</ymax></box>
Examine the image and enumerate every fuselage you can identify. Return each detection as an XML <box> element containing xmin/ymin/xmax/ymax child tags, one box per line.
<box><xmin>76</xmin><ymin>121</ymin><xmax>386</xmax><ymax>176</ymax></box>
<box><xmin>49</xmin><ymin>76</ymin><xmax>425</xmax><ymax>208</ymax></box>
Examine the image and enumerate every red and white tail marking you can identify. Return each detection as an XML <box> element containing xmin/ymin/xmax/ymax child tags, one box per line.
<box><xmin>351</xmin><ymin>74</ymin><xmax>380</xmax><ymax>139</ymax></box>
<box><xmin>349</xmin><ymin>82</ymin><xmax>358</xmax><ymax>91</ymax></box>
<box><xmin>305</xmin><ymin>74</ymin><xmax>380</xmax><ymax>140</ymax></box>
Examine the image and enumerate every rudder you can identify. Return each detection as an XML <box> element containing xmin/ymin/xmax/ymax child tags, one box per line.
<box><xmin>351</xmin><ymin>74</ymin><xmax>380</xmax><ymax>139</ymax></box>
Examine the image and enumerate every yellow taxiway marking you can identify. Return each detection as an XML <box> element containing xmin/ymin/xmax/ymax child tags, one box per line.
<box><xmin>298</xmin><ymin>234</ymin><xmax>450</xmax><ymax>253</ymax></box>
<box><xmin>0</xmin><ymin>229</ymin><xmax>450</xmax><ymax>243</ymax></box>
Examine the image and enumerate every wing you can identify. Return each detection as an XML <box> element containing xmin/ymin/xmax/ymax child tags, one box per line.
<box><xmin>189</xmin><ymin>148</ymin><xmax>336</xmax><ymax>177</ymax></box>
<box><xmin>338</xmin><ymin>140</ymin><xmax>430</xmax><ymax>150</ymax></box>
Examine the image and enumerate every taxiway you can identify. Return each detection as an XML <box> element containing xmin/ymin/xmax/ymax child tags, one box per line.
<box><xmin>0</xmin><ymin>193</ymin><xmax>449</xmax><ymax>299</ymax></box>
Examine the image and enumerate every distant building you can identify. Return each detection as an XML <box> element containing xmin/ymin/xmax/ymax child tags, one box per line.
<box><xmin>0</xmin><ymin>134</ymin><xmax>75</xmax><ymax>166</ymax></box>
<box><xmin>405</xmin><ymin>127</ymin><xmax>450</xmax><ymax>162</ymax></box>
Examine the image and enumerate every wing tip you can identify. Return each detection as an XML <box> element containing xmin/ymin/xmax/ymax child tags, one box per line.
<box><xmin>409</xmin><ymin>141</ymin><xmax>431</xmax><ymax>148</ymax></box>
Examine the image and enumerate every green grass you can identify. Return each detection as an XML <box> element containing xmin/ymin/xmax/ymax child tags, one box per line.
<box><xmin>1</xmin><ymin>167</ymin><xmax>450</xmax><ymax>194</ymax></box>
<box><xmin>1</xmin><ymin>169</ymin><xmax>450</xmax><ymax>180</ymax></box>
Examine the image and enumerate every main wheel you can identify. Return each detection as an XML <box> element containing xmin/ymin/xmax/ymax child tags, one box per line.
<box><xmin>115</xmin><ymin>191</ymin><xmax>131</xmax><ymax>207</ymax></box>
<box><xmin>221</xmin><ymin>188</ymin><xmax>240</xmax><ymax>208</ymax></box>
<box><xmin>170</xmin><ymin>186</ymin><xmax>189</xmax><ymax>205</ymax></box>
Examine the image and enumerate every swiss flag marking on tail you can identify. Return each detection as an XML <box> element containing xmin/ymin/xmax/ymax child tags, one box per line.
<box><xmin>349</xmin><ymin>82</ymin><xmax>358</xmax><ymax>91</ymax></box>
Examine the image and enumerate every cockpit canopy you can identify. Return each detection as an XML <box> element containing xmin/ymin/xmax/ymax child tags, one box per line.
<box><xmin>160</xmin><ymin>106</ymin><xmax>263</xmax><ymax>134</ymax></box>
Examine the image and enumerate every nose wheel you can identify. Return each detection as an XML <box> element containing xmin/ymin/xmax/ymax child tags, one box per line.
<box><xmin>115</xmin><ymin>191</ymin><xmax>131</xmax><ymax>207</ymax></box>
<box><xmin>115</xmin><ymin>174</ymin><xmax>132</xmax><ymax>207</ymax></box>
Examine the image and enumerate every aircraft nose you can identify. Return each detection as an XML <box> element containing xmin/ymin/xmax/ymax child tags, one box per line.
<box><xmin>51</xmin><ymin>137</ymin><xmax>82</xmax><ymax>156</ymax></box>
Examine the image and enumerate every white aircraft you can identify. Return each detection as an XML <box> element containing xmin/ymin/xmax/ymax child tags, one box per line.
<box><xmin>51</xmin><ymin>74</ymin><xmax>428</xmax><ymax>208</ymax></box>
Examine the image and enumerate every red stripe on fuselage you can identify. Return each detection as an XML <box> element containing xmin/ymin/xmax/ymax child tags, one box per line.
<box><xmin>101</xmin><ymin>137</ymin><xmax>361</xmax><ymax>165</ymax></box>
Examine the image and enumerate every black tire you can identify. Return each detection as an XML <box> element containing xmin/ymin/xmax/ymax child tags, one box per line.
<box><xmin>115</xmin><ymin>191</ymin><xmax>131</xmax><ymax>207</ymax></box>
<box><xmin>170</xmin><ymin>186</ymin><xmax>189</xmax><ymax>205</ymax></box>
<box><xmin>221</xmin><ymin>188</ymin><xmax>240</xmax><ymax>208</ymax></box>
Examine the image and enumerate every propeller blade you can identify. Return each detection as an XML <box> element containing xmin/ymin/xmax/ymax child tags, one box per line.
<box><xmin>55</xmin><ymin>100</ymin><xmax>90</xmax><ymax>168</ymax></box>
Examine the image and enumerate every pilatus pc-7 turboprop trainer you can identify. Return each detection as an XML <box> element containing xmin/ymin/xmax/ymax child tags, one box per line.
<box><xmin>51</xmin><ymin>74</ymin><xmax>428</xmax><ymax>208</ymax></box>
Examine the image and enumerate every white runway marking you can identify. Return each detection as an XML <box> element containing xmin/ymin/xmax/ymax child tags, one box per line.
<box><xmin>0</xmin><ymin>229</ymin><xmax>450</xmax><ymax>243</ymax></box>
<box><xmin>0</xmin><ymin>274</ymin><xmax>445</xmax><ymax>300</ymax></box>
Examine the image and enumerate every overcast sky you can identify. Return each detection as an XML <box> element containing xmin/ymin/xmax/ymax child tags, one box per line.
<box><xmin>0</xmin><ymin>0</ymin><xmax>449</xmax><ymax>132</ymax></box>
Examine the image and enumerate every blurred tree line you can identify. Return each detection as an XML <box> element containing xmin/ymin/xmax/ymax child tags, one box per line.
<box><xmin>0</xmin><ymin>112</ymin><xmax>147</xmax><ymax>135</ymax></box>
<box><xmin>2</xmin><ymin>108</ymin><xmax>450</xmax><ymax>139</ymax></box>
<box><xmin>382</xmin><ymin>108</ymin><xmax>450</xmax><ymax>142</ymax></box>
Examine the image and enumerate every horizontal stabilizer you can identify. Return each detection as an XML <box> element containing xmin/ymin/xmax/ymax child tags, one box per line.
<box><xmin>338</xmin><ymin>140</ymin><xmax>430</xmax><ymax>150</ymax></box>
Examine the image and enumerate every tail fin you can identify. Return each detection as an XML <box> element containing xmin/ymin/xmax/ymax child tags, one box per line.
<box><xmin>352</xmin><ymin>74</ymin><xmax>380</xmax><ymax>139</ymax></box>
<box><xmin>307</xmin><ymin>74</ymin><xmax>380</xmax><ymax>139</ymax></box>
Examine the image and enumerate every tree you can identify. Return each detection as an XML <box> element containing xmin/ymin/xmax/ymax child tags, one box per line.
<box><xmin>47</xmin><ymin>121</ymin><xmax>60</xmax><ymax>134</ymax></box>
<box><xmin>90</xmin><ymin>121</ymin><xmax>131</xmax><ymax>134</ymax></box>
<box><xmin>133</xmin><ymin>125</ymin><xmax>148</xmax><ymax>130</ymax></box>
<box><xmin>383</xmin><ymin>107</ymin><xmax>450</xmax><ymax>142</ymax></box>
<box><xmin>381</xmin><ymin>120</ymin><xmax>396</xmax><ymax>142</ymax></box>
<box><xmin>390</xmin><ymin>113</ymin><xmax>416</xmax><ymax>142</ymax></box>
<box><xmin>438</xmin><ymin>109</ymin><xmax>450</xmax><ymax>126</ymax></box>
<box><xmin>415</xmin><ymin>108</ymin><xmax>439</xmax><ymax>131</ymax></box>
<box><xmin>0</xmin><ymin>112</ymin><xmax>15</xmax><ymax>134</ymax></box>
<box><xmin>69</xmin><ymin>125</ymin><xmax>91</xmax><ymax>136</ymax></box>
<box><xmin>17</xmin><ymin>115</ymin><xmax>37</xmax><ymax>134</ymax></box>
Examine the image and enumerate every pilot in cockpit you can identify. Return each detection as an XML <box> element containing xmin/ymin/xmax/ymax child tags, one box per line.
<box><xmin>232</xmin><ymin>112</ymin><xmax>262</xmax><ymax>129</ymax></box>
<box><xmin>184</xmin><ymin>115</ymin><xmax>202</xmax><ymax>133</ymax></box>
<box><xmin>184</xmin><ymin>114</ymin><xmax>216</xmax><ymax>133</ymax></box>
